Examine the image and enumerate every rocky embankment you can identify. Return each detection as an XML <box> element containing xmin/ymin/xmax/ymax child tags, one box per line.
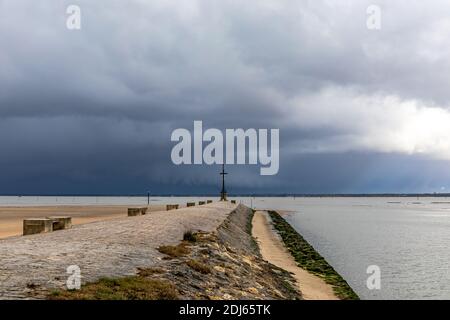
<box><xmin>51</xmin><ymin>205</ymin><xmax>301</xmax><ymax>300</ymax></box>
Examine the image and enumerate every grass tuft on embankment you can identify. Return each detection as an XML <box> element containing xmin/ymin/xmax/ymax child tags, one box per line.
<box><xmin>49</xmin><ymin>276</ymin><xmax>178</xmax><ymax>300</ymax></box>
<box><xmin>157</xmin><ymin>242</ymin><xmax>191</xmax><ymax>258</ymax></box>
<box><xmin>268</xmin><ymin>210</ymin><xmax>359</xmax><ymax>300</ymax></box>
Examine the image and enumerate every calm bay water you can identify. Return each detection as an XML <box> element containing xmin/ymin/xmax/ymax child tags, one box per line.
<box><xmin>239</xmin><ymin>197</ymin><xmax>450</xmax><ymax>300</ymax></box>
<box><xmin>1</xmin><ymin>196</ymin><xmax>449</xmax><ymax>299</ymax></box>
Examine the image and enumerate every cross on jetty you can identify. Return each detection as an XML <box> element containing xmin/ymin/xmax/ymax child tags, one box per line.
<box><xmin>220</xmin><ymin>164</ymin><xmax>227</xmax><ymax>201</ymax></box>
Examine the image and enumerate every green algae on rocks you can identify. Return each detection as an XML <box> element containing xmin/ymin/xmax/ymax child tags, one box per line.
<box><xmin>268</xmin><ymin>210</ymin><xmax>359</xmax><ymax>300</ymax></box>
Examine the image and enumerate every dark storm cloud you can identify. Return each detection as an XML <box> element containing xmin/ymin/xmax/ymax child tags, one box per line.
<box><xmin>1</xmin><ymin>0</ymin><xmax>450</xmax><ymax>194</ymax></box>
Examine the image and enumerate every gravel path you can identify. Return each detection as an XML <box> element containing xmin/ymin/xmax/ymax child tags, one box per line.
<box><xmin>0</xmin><ymin>202</ymin><xmax>236</xmax><ymax>299</ymax></box>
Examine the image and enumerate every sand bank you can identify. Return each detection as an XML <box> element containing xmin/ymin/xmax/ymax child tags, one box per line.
<box><xmin>0</xmin><ymin>204</ymin><xmax>167</xmax><ymax>239</ymax></box>
<box><xmin>252</xmin><ymin>210</ymin><xmax>338</xmax><ymax>300</ymax></box>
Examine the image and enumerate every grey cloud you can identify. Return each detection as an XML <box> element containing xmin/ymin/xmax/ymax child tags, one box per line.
<box><xmin>0</xmin><ymin>0</ymin><xmax>449</xmax><ymax>194</ymax></box>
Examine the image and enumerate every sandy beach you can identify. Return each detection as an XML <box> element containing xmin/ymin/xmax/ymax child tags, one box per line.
<box><xmin>0</xmin><ymin>204</ymin><xmax>167</xmax><ymax>239</ymax></box>
<box><xmin>252</xmin><ymin>210</ymin><xmax>338</xmax><ymax>300</ymax></box>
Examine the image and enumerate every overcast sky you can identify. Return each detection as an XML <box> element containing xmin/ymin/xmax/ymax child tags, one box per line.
<box><xmin>1</xmin><ymin>0</ymin><xmax>450</xmax><ymax>195</ymax></box>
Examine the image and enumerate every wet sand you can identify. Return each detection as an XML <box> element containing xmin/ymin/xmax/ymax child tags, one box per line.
<box><xmin>0</xmin><ymin>204</ymin><xmax>167</xmax><ymax>239</ymax></box>
<box><xmin>252</xmin><ymin>210</ymin><xmax>338</xmax><ymax>300</ymax></box>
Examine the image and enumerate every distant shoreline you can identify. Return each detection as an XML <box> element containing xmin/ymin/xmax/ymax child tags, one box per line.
<box><xmin>1</xmin><ymin>193</ymin><xmax>450</xmax><ymax>198</ymax></box>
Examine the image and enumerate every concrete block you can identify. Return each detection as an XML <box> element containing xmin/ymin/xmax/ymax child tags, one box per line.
<box><xmin>128</xmin><ymin>208</ymin><xmax>142</xmax><ymax>216</ymax></box>
<box><xmin>47</xmin><ymin>216</ymin><xmax>72</xmax><ymax>231</ymax></box>
<box><xmin>198</xmin><ymin>201</ymin><xmax>206</xmax><ymax>205</ymax></box>
<box><xmin>231</xmin><ymin>200</ymin><xmax>236</xmax><ymax>204</ymax></box>
<box><xmin>187</xmin><ymin>202</ymin><xmax>195</xmax><ymax>207</ymax></box>
<box><xmin>166</xmin><ymin>204</ymin><xmax>179</xmax><ymax>211</ymax></box>
<box><xmin>207</xmin><ymin>200</ymin><xmax>213</xmax><ymax>204</ymax></box>
<box><xmin>23</xmin><ymin>218</ymin><xmax>53</xmax><ymax>236</ymax></box>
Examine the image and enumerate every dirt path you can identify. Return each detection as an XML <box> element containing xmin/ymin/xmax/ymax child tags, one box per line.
<box><xmin>252</xmin><ymin>211</ymin><xmax>338</xmax><ymax>300</ymax></box>
<box><xmin>0</xmin><ymin>202</ymin><xmax>236</xmax><ymax>299</ymax></box>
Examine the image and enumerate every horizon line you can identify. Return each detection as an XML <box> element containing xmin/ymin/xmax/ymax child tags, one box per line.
<box><xmin>1</xmin><ymin>193</ymin><xmax>450</xmax><ymax>197</ymax></box>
